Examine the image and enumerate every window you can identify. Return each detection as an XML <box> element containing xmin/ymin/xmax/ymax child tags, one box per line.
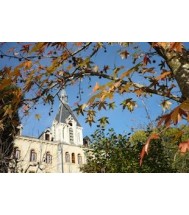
<box><xmin>71</xmin><ymin>153</ymin><xmax>75</xmax><ymax>163</ymax></box>
<box><xmin>69</xmin><ymin>128</ymin><xmax>74</xmax><ymax>143</ymax></box>
<box><xmin>14</xmin><ymin>147</ymin><xmax>21</xmax><ymax>159</ymax></box>
<box><xmin>45</xmin><ymin>152</ymin><xmax>52</xmax><ymax>164</ymax></box>
<box><xmin>78</xmin><ymin>154</ymin><xmax>82</xmax><ymax>164</ymax></box>
<box><xmin>65</xmin><ymin>152</ymin><xmax>70</xmax><ymax>163</ymax></box>
<box><xmin>45</xmin><ymin>133</ymin><xmax>50</xmax><ymax>141</ymax></box>
<box><xmin>30</xmin><ymin>150</ymin><xmax>37</xmax><ymax>162</ymax></box>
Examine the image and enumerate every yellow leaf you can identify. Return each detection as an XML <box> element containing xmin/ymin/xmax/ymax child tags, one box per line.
<box><xmin>161</xmin><ymin>100</ymin><xmax>172</xmax><ymax>112</ymax></box>
<box><xmin>158</xmin><ymin>42</ymin><xmax>168</xmax><ymax>48</ymax></box>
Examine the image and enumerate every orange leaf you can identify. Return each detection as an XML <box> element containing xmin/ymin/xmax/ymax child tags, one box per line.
<box><xmin>179</xmin><ymin>140</ymin><xmax>189</xmax><ymax>153</ymax></box>
<box><xmin>93</xmin><ymin>82</ymin><xmax>100</xmax><ymax>93</ymax></box>
<box><xmin>140</xmin><ymin>133</ymin><xmax>159</xmax><ymax>166</ymax></box>
<box><xmin>134</xmin><ymin>89</ymin><xmax>143</xmax><ymax>97</ymax></box>
<box><xmin>158</xmin><ymin>42</ymin><xmax>169</xmax><ymax>48</ymax></box>
<box><xmin>155</xmin><ymin>71</ymin><xmax>171</xmax><ymax>81</ymax></box>
<box><xmin>23</xmin><ymin>61</ymin><xmax>32</xmax><ymax>69</ymax></box>
<box><xmin>170</xmin><ymin>42</ymin><xmax>183</xmax><ymax>53</ymax></box>
<box><xmin>75</xmin><ymin>42</ymin><xmax>83</xmax><ymax>47</ymax></box>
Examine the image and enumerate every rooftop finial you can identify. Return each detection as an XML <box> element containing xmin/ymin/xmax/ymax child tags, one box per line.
<box><xmin>60</xmin><ymin>88</ymin><xmax>68</xmax><ymax>104</ymax></box>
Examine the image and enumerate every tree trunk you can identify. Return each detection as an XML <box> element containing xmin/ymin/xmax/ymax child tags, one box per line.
<box><xmin>152</xmin><ymin>45</ymin><xmax>189</xmax><ymax>101</ymax></box>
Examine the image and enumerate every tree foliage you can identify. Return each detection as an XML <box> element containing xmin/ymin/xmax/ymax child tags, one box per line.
<box><xmin>0</xmin><ymin>81</ymin><xmax>21</xmax><ymax>172</ymax></box>
<box><xmin>81</xmin><ymin>128</ymin><xmax>175</xmax><ymax>173</ymax></box>
<box><xmin>81</xmin><ymin>126</ymin><xmax>189</xmax><ymax>173</ymax></box>
<box><xmin>1</xmin><ymin>42</ymin><xmax>189</xmax><ymax>164</ymax></box>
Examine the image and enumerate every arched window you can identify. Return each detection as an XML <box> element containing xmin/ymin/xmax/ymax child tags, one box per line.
<box><xmin>71</xmin><ymin>153</ymin><xmax>75</xmax><ymax>163</ymax></box>
<box><xmin>14</xmin><ymin>147</ymin><xmax>21</xmax><ymax>159</ymax></box>
<box><xmin>69</xmin><ymin>128</ymin><xmax>74</xmax><ymax>143</ymax></box>
<box><xmin>78</xmin><ymin>154</ymin><xmax>82</xmax><ymax>164</ymax></box>
<box><xmin>30</xmin><ymin>149</ymin><xmax>37</xmax><ymax>162</ymax></box>
<box><xmin>45</xmin><ymin>152</ymin><xmax>52</xmax><ymax>164</ymax></box>
<box><xmin>65</xmin><ymin>152</ymin><xmax>70</xmax><ymax>163</ymax></box>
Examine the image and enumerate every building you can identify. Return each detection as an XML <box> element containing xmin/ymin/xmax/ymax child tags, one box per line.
<box><xmin>11</xmin><ymin>89</ymin><xmax>87</xmax><ymax>173</ymax></box>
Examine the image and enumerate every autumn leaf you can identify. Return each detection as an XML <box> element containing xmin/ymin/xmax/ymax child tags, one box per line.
<box><xmin>30</xmin><ymin>42</ymin><xmax>47</xmax><ymax>54</ymax></box>
<box><xmin>0</xmin><ymin>78</ymin><xmax>12</xmax><ymax>90</ymax></box>
<box><xmin>23</xmin><ymin>61</ymin><xmax>32</xmax><ymax>69</ymax></box>
<box><xmin>143</xmin><ymin>55</ymin><xmax>151</xmax><ymax>66</ymax></box>
<box><xmin>92</xmin><ymin>65</ymin><xmax>99</xmax><ymax>73</ymax></box>
<box><xmin>179</xmin><ymin>140</ymin><xmax>189</xmax><ymax>153</ymax></box>
<box><xmin>20</xmin><ymin>44</ymin><xmax>31</xmax><ymax>53</ymax></box>
<box><xmin>120</xmin><ymin>50</ymin><xmax>129</xmax><ymax>59</ymax></box>
<box><xmin>158</xmin><ymin>99</ymin><xmax>189</xmax><ymax>127</ymax></box>
<box><xmin>170</xmin><ymin>42</ymin><xmax>183</xmax><ymax>53</ymax></box>
<box><xmin>134</xmin><ymin>89</ymin><xmax>144</xmax><ymax>97</ymax></box>
<box><xmin>93</xmin><ymin>82</ymin><xmax>100</xmax><ymax>93</ymax></box>
<box><xmin>121</xmin><ymin>99</ymin><xmax>137</xmax><ymax>112</ymax></box>
<box><xmin>140</xmin><ymin>133</ymin><xmax>159</xmax><ymax>166</ymax></box>
<box><xmin>156</xmin><ymin>42</ymin><xmax>168</xmax><ymax>49</ymax></box>
<box><xmin>161</xmin><ymin>100</ymin><xmax>172</xmax><ymax>112</ymax></box>
<box><xmin>75</xmin><ymin>42</ymin><xmax>83</xmax><ymax>47</ymax></box>
<box><xmin>155</xmin><ymin>70</ymin><xmax>171</xmax><ymax>81</ymax></box>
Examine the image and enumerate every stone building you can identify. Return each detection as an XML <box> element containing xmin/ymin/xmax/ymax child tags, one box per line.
<box><xmin>11</xmin><ymin>90</ymin><xmax>87</xmax><ymax>173</ymax></box>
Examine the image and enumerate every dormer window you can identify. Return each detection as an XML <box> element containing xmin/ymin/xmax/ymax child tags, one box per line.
<box><xmin>45</xmin><ymin>133</ymin><xmax>50</xmax><ymax>141</ymax></box>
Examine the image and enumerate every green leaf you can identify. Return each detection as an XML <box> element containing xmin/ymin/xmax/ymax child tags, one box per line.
<box><xmin>108</xmin><ymin>102</ymin><xmax>116</xmax><ymax>110</ymax></box>
<box><xmin>98</xmin><ymin>117</ymin><xmax>109</xmax><ymax>127</ymax></box>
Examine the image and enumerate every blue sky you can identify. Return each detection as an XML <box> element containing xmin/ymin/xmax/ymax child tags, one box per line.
<box><xmin>1</xmin><ymin>42</ymin><xmax>188</xmax><ymax>138</ymax></box>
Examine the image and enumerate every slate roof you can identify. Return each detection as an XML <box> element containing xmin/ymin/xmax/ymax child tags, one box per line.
<box><xmin>55</xmin><ymin>103</ymin><xmax>81</xmax><ymax>127</ymax></box>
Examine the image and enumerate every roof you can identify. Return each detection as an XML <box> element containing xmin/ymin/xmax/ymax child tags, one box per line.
<box><xmin>55</xmin><ymin>103</ymin><xmax>81</xmax><ymax>127</ymax></box>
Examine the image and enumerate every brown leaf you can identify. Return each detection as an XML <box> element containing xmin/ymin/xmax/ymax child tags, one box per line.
<box><xmin>140</xmin><ymin>133</ymin><xmax>159</xmax><ymax>166</ymax></box>
<box><xmin>120</xmin><ymin>50</ymin><xmax>129</xmax><ymax>59</ymax></box>
<box><xmin>21</xmin><ymin>44</ymin><xmax>32</xmax><ymax>53</ymax></box>
<box><xmin>158</xmin><ymin>100</ymin><xmax>189</xmax><ymax>127</ymax></box>
<box><xmin>143</xmin><ymin>55</ymin><xmax>151</xmax><ymax>66</ymax></box>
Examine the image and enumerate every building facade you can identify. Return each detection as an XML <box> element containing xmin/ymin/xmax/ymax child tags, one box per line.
<box><xmin>12</xmin><ymin>90</ymin><xmax>87</xmax><ymax>173</ymax></box>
